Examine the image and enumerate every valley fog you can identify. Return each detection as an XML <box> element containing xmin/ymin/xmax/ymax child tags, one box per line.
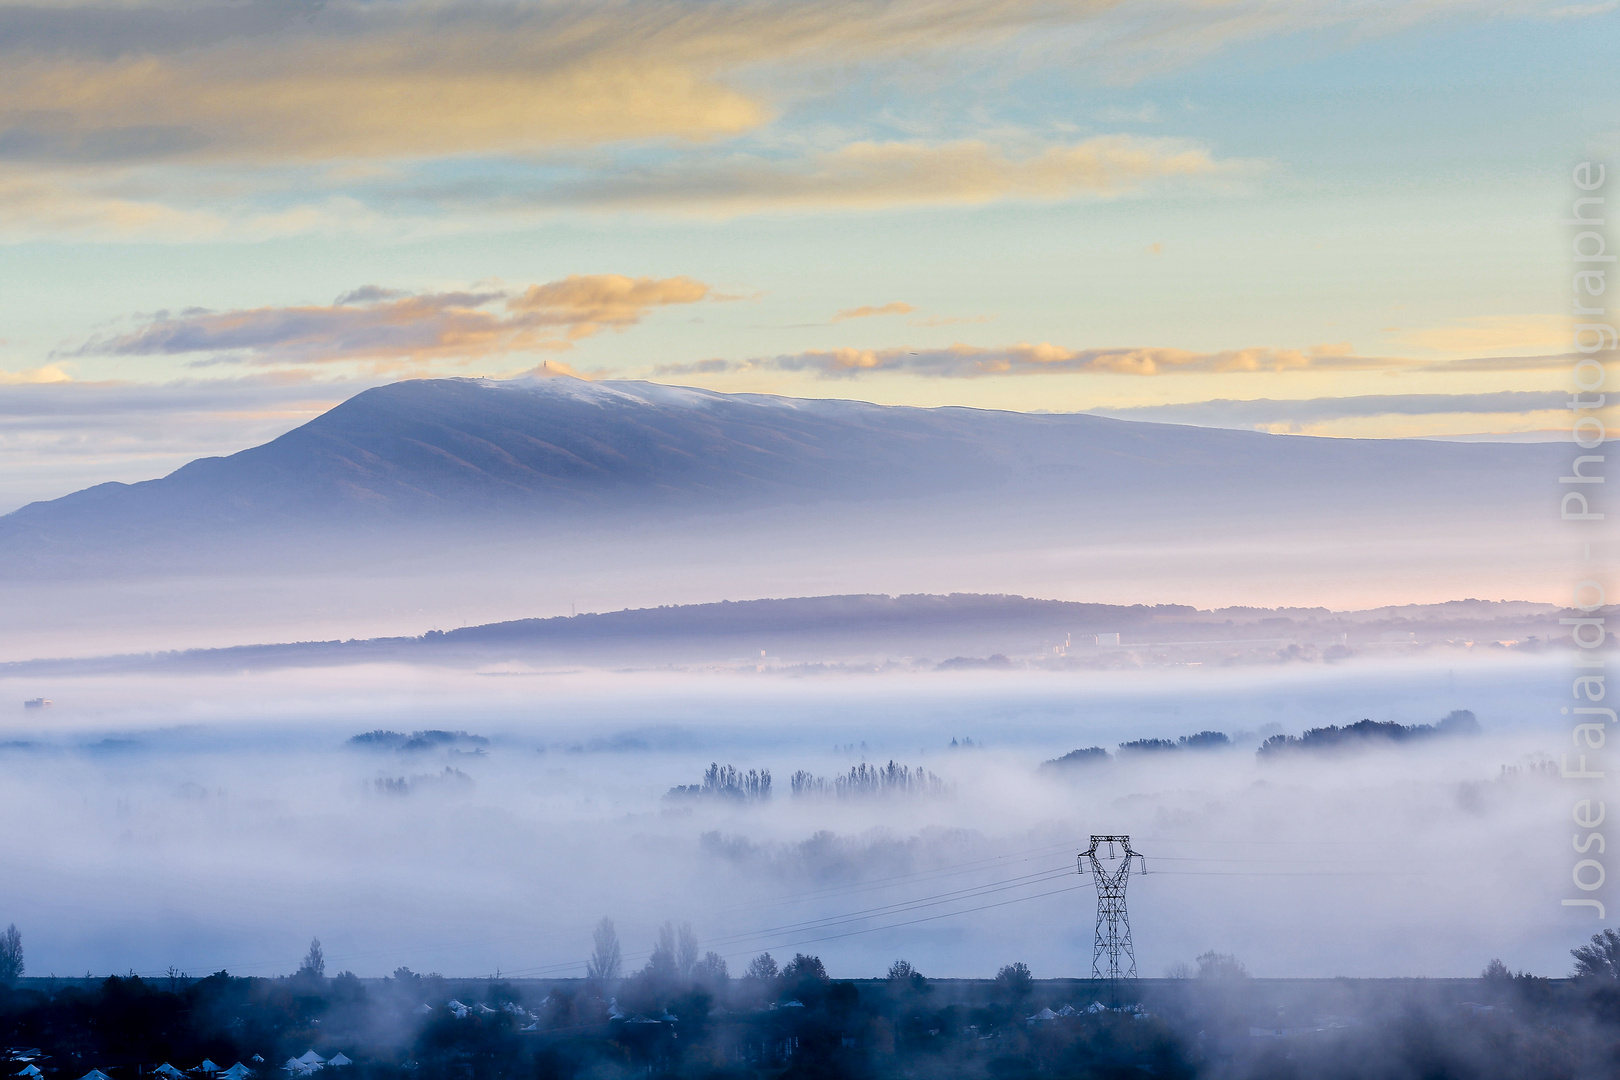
<box><xmin>0</xmin><ymin>654</ymin><xmax>1573</xmax><ymax>982</ymax></box>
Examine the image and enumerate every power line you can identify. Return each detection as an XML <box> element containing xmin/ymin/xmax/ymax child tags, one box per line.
<box><xmin>495</xmin><ymin>864</ymin><xmax>1086</xmax><ymax>978</ymax></box>
<box><xmin>721</xmin><ymin>882</ymin><xmax>1093</xmax><ymax>959</ymax></box>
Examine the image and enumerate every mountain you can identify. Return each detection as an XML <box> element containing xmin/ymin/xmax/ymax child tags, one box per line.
<box><xmin>0</xmin><ymin>374</ymin><xmax>1570</xmax><ymax>657</ymax></box>
<box><xmin>0</xmin><ymin>374</ymin><xmax>1561</xmax><ymax>557</ymax></box>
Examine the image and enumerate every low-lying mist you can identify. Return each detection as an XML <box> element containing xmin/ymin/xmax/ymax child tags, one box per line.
<box><xmin>0</xmin><ymin>653</ymin><xmax>1581</xmax><ymax>984</ymax></box>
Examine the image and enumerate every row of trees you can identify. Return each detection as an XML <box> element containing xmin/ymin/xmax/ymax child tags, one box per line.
<box><xmin>582</xmin><ymin>918</ymin><xmax>1044</xmax><ymax>1014</ymax></box>
<box><xmin>665</xmin><ymin>761</ymin><xmax>949</xmax><ymax>802</ymax></box>
<box><xmin>788</xmin><ymin>762</ymin><xmax>948</xmax><ymax>799</ymax></box>
<box><xmin>12</xmin><ymin>930</ymin><xmax>1620</xmax><ymax>1080</ymax></box>
<box><xmin>665</xmin><ymin>764</ymin><xmax>772</xmax><ymax>802</ymax></box>
<box><xmin>587</xmin><ymin>919</ymin><xmax>728</xmax><ymax>989</ymax></box>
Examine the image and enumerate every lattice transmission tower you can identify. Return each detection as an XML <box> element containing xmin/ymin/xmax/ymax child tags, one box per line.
<box><xmin>1078</xmin><ymin>835</ymin><xmax>1147</xmax><ymax>981</ymax></box>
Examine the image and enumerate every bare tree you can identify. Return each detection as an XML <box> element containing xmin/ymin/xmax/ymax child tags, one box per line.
<box><xmin>587</xmin><ymin>917</ymin><xmax>622</xmax><ymax>982</ymax></box>
<box><xmin>0</xmin><ymin>924</ymin><xmax>21</xmax><ymax>983</ymax></box>
<box><xmin>297</xmin><ymin>937</ymin><xmax>325</xmax><ymax>978</ymax></box>
<box><xmin>1572</xmin><ymin>928</ymin><xmax>1620</xmax><ymax>979</ymax></box>
<box><xmin>644</xmin><ymin>922</ymin><xmax>679</xmax><ymax>983</ymax></box>
<box><xmin>677</xmin><ymin>923</ymin><xmax>700</xmax><ymax>980</ymax></box>
<box><xmin>1195</xmin><ymin>951</ymin><xmax>1248</xmax><ymax>980</ymax></box>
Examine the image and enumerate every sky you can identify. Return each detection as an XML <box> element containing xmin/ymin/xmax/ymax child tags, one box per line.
<box><xmin>0</xmin><ymin>0</ymin><xmax>1616</xmax><ymax>508</ymax></box>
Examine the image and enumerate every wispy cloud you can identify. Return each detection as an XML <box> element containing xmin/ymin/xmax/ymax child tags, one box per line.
<box><xmin>1394</xmin><ymin>314</ymin><xmax>1568</xmax><ymax>356</ymax></box>
<box><xmin>0</xmin><ymin>132</ymin><xmax>1251</xmax><ymax>241</ymax></box>
<box><xmin>833</xmin><ymin>302</ymin><xmax>913</xmax><ymax>321</ymax></box>
<box><xmin>1088</xmin><ymin>391</ymin><xmax>1574</xmax><ymax>428</ymax></box>
<box><xmin>0</xmin><ymin>1</ymin><xmax>1592</xmax><ymax>170</ymax></box>
<box><xmin>0</xmin><ymin>372</ymin><xmax>373</xmax><ymax>512</ymax></box>
<box><xmin>1419</xmin><ymin>353</ymin><xmax>1584</xmax><ymax>373</ymax></box>
<box><xmin>655</xmin><ymin>341</ymin><xmax>1399</xmax><ymax>379</ymax></box>
<box><xmin>74</xmin><ymin>276</ymin><xmax>717</xmax><ymax>368</ymax></box>
<box><xmin>0</xmin><ymin>1</ymin><xmax>775</xmax><ymax>166</ymax></box>
<box><xmin>533</xmin><ymin>135</ymin><xmax>1249</xmax><ymax>214</ymax></box>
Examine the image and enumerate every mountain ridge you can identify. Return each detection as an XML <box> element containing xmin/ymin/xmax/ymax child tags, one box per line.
<box><xmin>0</xmin><ymin>373</ymin><xmax>1562</xmax><ymax>536</ymax></box>
<box><xmin>0</xmin><ymin>591</ymin><xmax>1576</xmax><ymax>676</ymax></box>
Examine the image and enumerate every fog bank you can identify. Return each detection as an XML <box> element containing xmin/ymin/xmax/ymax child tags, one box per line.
<box><xmin>0</xmin><ymin>654</ymin><xmax>1579</xmax><ymax>983</ymax></box>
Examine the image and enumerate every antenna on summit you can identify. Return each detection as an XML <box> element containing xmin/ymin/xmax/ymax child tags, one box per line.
<box><xmin>1079</xmin><ymin>834</ymin><xmax>1147</xmax><ymax>985</ymax></box>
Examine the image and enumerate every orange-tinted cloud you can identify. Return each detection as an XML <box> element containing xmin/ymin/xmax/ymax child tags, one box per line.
<box><xmin>833</xmin><ymin>302</ymin><xmax>914</xmax><ymax>321</ymax></box>
<box><xmin>0</xmin><ymin>1</ymin><xmax>1595</xmax><ymax>169</ymax></box>
<box><xmin>0</xmin><ymin>363</ymin><xmax>72</xmax><ymax>385</ymax></box>
<box><xmin>0</xmin><ymin>0</ymin><xmax>1161</xmax><ymax>169</ymax></box>
<box><xmin>509</xmin><ymin>275</ymin><xmax>712</xmax><ymax>339</ymax></box>
<box><xmin>0</xmin><ymin>0</ymin><xmax>1606</xmax><ymax>242</ymax></box>
<box><xmin>78</xmin><ymin>275</ymin><xmax>715</xmax><ymax>368</ymax></box>
<box><xmin>1396</xmin><ymin>314</ymin><xmax>1568</xmax><ymax>356</ymax></box>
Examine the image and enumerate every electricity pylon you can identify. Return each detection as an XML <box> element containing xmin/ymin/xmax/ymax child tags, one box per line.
<box><xmin>1079</xmin><ymin>835</ymin><xmax>1146</xmax><ymax>982</ymax></box>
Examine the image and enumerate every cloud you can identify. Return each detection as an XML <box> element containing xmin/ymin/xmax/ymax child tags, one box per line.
<box><xmin>0</xmin><ymin>1</ymin><xmax>1595</xmax><ymax>170</ymax></box>
<box><xmin>0</xmin><ymin>169</ymin><xmax>228</xmax><ymax>238</ymax></box>
<box><xmin>0</xmin><ymin>0</ymin><xmax>1202</xmax><ymax>171</ymax></box>
<box><xmin>0</xmin><ymin>0</ymin><xmax>1602</xmax><ymax>238</ymax></box>
<box><xmin>1395</xmin><ymin>314</ymin><xmax>1569</xmax><ymax>356</ymax></box>
<box><xmin>833</xmin><ymin>302</ymin><xmax>914</xmax><ymax>321</ymax></box>
<box><xmin>0</xmin><ymin>133</ymin><xmax>1250</xmax><ymax>241</ymax></box>
<box><xmin>76</xmin><ymin>275</ymin><xmax>716</xmax><ymax>368</ymax></box>
<box><xmin>0</xmin><ymin>363</ymin><xmax>72</xmax><ymax>385</ymax></box>
<box><xmin>0</xmin><ymin>372</ymin><xmax>361</xmax><ymax>421</ymax></box>
<box><xmin>540</xmin><ymin>135</ymin><xmax>1248</xmax><ymax>213</ymax></box>
<box><xmin>0</xmin><ymin>1</ymin><xmax>1254</xmax><ymax>168</ymax></box>
<box><xmin>0</xmin><ymin>2</ymin><xmax>772</xmax><ymax>166</ymax></box>
<box><xmin>0</xmin><ymin>167</ymin><xmax>399</xmax><ymax>242</ymax></box>
<box><xmin>1087</xmin><ymin>391</ymin><xmax>1574</xmax><ymax>428</ymax></box>
<box><xmin>0</xmin><ymin>372</ymin><xmax>372</xmax><ymax>512</ymax></box>
<box><xmin>0</xmin><ymin>131</ymin><xmax>1250</xmax><ymax>241</ymax></box>
<box><xmin>509</xmin><ymin>275</ymin><xmax>713</xmax><ymax>339</ymax></box>
<box><xmin>1419</xmin><ymin>353</ymin><xmax>1587</xmax><ymax>373</ymax></box>
<box><xmin>656</xmin><ymin>341</ymin><xmax>1400</xmax><ymax>379</ymax></box>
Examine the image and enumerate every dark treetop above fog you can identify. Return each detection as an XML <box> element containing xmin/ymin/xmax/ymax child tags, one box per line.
<box><xmin>0</xmin><ymin>375</ymin><xmax>1559</xmax><ymax>573</ymax></box>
